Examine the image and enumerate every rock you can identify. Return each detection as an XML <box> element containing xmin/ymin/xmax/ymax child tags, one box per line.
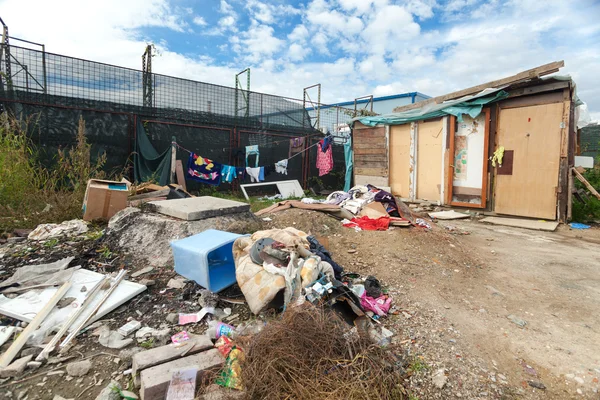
<box><xmin>574</xmin><ymin>377</ymin><xmax>584</xmax><ymax>384</ymax></box>
<box><xmin>16</xmin><ymin>390</ymin><xmax>27</xmax><ymax>400</ymax></box>
<box><xmin>66</xmin><ymin>359</ymin><xmax>92</xmax><ymax>377</ymax></box>
<box><xmin>131</xmin><ymin>267</ymin><xmax>154</xmax><ymax>278</ymax></box>
<box><xmin>139</xmin><ymin>279</ymin><xmax>155</xmax><ymax>287</ymax></box>
<box><xmin>118</xmin><ymin>347</ymin><xmax>144</xmax><ymax>365</ymax></box>
<box><xmin>0</xmin><ymin>355</ymin><xmax>33</xmax><ymax>378</ymax></box>
<box><xmin>53</xmin><ymin>396</ymin><xmax>74</xmax><ymax>400</ymax></box>
<box><xmin>527</xmin><ymin>380</ymin><xmax>546</xmax><ymax>390</ymax></box>
<box><xmin>57</xmin><ymin>297</ymin><xmax>77</xmax><ymax>309</ymax></box>
<box><xmin>199</xmin><ymin>384</ymin><xmax>246</xmax><ymax>400</ymax></box>
<box><xmin>432</xmin><ymin>368</ymin><xmax>448</xmax><ymax>389</ymax></box>
<box><xmin>166</xmin><ymin>313</ymin><xmax>178</xmax><ymax>324</ymax></box>
<box><xmin>99</xmin><ymin>329</ymin><xmax>134</xmax><ymax>349</ymax></box>
<box><xmin>7</xmin><ymin>237</ymin><xmax>25</xmax><ymax>243</ymax></box>
<box><xmin>20</xmin><ymin>347</ymin><xmax>42</xmax><ymax>358</ymax></box>
<box><xmin>95</xmin><ymin>380</ymin><xmax>122</xmax><ymax>400</ymax></box>
<box><xmin>347</xmin><ymin>249</ymin><xmax>357</xmax><ymax>254</ymax></box>
<box><xmin>105</xmin><ymin>207</ymin><xmax>260</xmax><ymax>268</ymax></box>
<box><xmin>167</xmin><ymin>278</ymin><xmax>187</xmax><ymax>289</ymax></box>
<box><xmin>26</xmin><ymin>361</ymin><xmax>42</xmax><ymax>370</ymax></box>
<box><xmin>507</xmin><ymin>314</ymin><xmax>527</xmax><ymax>328</ymax></box>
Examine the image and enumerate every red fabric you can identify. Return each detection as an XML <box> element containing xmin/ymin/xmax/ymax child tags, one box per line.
<box><xmin>343</xmin><ymin>216</ymin><xmax>390</xmax><ymax>231</ymax></box>
<box><xmin>316</xmin><ymin>141</ymin><xmax>333</xmax><ymax>176</ymax></box>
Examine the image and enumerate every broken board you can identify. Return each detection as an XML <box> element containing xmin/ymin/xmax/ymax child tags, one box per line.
<box><xmin>429</xmin><ymin>210</ymin><xmax>470</xmax><ymax>220</ymax></box>
<box><xmin>0</xmin><ymin>269</ymin><xmax>146</xmax><ymax>334</ymax></box>
<box><xmin>240</xmin><ymin>180</ymin><xmax>304</xmax><ymax>201</ymax></box>
<box><xmin>480</xmin><ymin>217</ymin><xmax>558</xmax><ymax>232</ymax></box>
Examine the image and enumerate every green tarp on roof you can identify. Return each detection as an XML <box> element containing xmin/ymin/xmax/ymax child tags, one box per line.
<box><xmin>353</xmin><ymin>88</ymin><xmax>509</xmax><ymax>127</ymax></box>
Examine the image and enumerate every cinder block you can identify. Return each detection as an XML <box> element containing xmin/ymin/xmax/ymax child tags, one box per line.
<box><xmin>140</xmin><ymin>348</ymin><xmax>224</xmax><ymax>400</ymax></box>
<box><xmin>132</xmin><ymin>335</ymin><xmax>213</xmax><ymax>377</ymax></box>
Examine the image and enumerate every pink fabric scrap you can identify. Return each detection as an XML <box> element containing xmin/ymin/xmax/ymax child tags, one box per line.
<box><xmin>360</xmin><ymin>292</ymin><xmax>392</xmax><ymax>316</ymax></box>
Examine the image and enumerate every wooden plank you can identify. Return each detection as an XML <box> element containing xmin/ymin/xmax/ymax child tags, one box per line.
<box><xmin>354</xmin><ymin>147</ymin><xmax>387</xmax><ymax>155</ymax></box>
<box><xmin>393</xmin><ymin>61</ymin><xmax>565</xmax><ymax>113</ymax></box>
<box><xmin>499</xmin><ymin>91</ymin><xmax>564</xmax><ymax>110</ymax></box>
<box><xmin>355</xmin><ymin>167</ymin><xmax>387</xmax><ymax>176</ymax></box>
<box><xmin>409</xmin><ymin>122</ymin><xmax>417</xmax><ymax>201</ymax></box>
<box><xmin>453</xmin><ymin>186</ymin><xmax>483</xmax><ymax>196</ymax></box>
<box><xmin>354</xmin><ymin>129</ymin><xmax>385</xmax><ymax>139</ymax></box>
<box><xmin>507</xmin><ymin>80</ymin><xmax>570</xmax><ymax>99</ymax></box>
<box><xmin>494</xmin><ymin>103</ymin><xmax>563</xmax><ymax>219</ymax></box>
<box><xmin>355</xmin><ymin>159</ymin><xmax>386</xmax><ymax>168</ymax></box>
<box><xmin>560</xmin><ymin>97</ymin><xmax>571</xmax><ymax>158</ymax></box>
<box><xmin>355</xmin><ymin>154</ymin><xmax>387</xmax><ymax>162</ymax></box>
<box><xmin>446</xmin><ymin>116</ymin><xmax>455</xmax><ymax>204</ymax></box>
<box><xmin>481</xmin><ymin>108</ymin><xmax>491</xmax><ymax>208</ymax></box>
<box><xmin>355</xmin><ymin>175</ymin><xmax>388</xmax><ymax>187</ymax></box>
<box><xmin>129</xmin><ymin>188</ymin><xmax>171</xmax><ymax>201</ymax></box>
<box><xmin>353</xmin><ymin>141</ymin><xmax>385</xmax><ymax>149</ymax></box>
<box><xmin>440</xmin><ymin>117</ymin><xmax>448</xmax><ymax>205</ymax></box>
<box><xmin>170</xmin><ymin>142</ymin><xmax>177</xmax><ymax>184</ymax></box>
<box><xmin>573</xmin><ymin>168</ymin><xmax>600</xmax><ymax>200</ymax></box>
<box><xmin>175</xmin><ymin>160</ymin><xmax>186</xmax><ymax>191</ymax></box>
<box><xmin>0</xmin><ymin>281</ymin><xmax>72</xmax><ymax>368</ymax></box>
<box><xmin>416</xmin><ymin>119</ymin><xmax>444</xmax><ymax>202</ymax></box>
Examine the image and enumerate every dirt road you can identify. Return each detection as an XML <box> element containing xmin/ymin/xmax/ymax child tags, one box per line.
<box><xmin>266</xmin><ymin>209</ymin><xmax>600</xmax><ymax>399</ymax></box>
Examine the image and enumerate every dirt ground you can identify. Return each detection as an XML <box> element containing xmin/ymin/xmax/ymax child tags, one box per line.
<box><xmin>1</xmin><ymin>208</ymin><xmax>599</xmax><ymax>399</ymax></box>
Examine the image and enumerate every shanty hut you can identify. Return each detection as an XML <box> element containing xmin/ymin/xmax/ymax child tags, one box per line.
<box><xmin>351</xmin><ymin>61</ymin><xmax>587</xmax><ymax>222</ymax></box>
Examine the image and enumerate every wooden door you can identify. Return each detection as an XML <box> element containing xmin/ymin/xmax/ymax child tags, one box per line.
<box><xmin>416</xmin><ymin>119</ymin><xmax>444</xmax><ymax>202</ymax></box>
<box><xmin>389</xmin><ymin>124</ymin><xmax>411</xmax><ymax>197</ymax></box>
<box><xmin>494</xmin><ymin>103</ymin><xmax>563</xmax><ymax>219</ymax></box>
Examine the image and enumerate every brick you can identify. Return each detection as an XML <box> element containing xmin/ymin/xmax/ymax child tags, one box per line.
<box><xmin>132</xmin><ymin>335</ymin><xmax>213</xmax><ymax>377</ymax></box>
<box><xmin>140</xmin><ymin>349</ymin><xmax>224</xmax><ymax>400</ymax></box>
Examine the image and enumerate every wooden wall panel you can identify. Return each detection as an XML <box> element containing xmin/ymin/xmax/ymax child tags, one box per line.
<box><xmin>416</xmin><ymin>119</ymin><xmax>444</xmax><ymax>202</ymax></box>
<box><xmin>353</xmin><ymin>124</ymin><xmax>389</xmax><ymax>185</ymax></box>
<box><xmin>494</xmin><ymin>102</ymin><xmax>564</xmax><ymax>219</ymax></box>
<box><xmin>389</xmin><ymin>124</ymin><xmax>411</xmax><ymax>197</ymax></box>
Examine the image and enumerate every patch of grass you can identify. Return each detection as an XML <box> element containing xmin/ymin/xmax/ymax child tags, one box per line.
<box><xmin>139</xmin><ymin>337</ymin><xmax>155</xmax><ymax>349</ymax></box>
<box><xmin>0</xmin><ymin>114</ymin><xmax>109</xmax><ymax>233</ymax></box>
<box><xmin>43</xmin><ymin>238</ymin><xmax>59</xmax><ymax>248</ymax></box>
<box><xmin>408</xmin><ymin>357</ymin><xmax>429</xmax><ymax>373</ymax></box>
<box><xmin>96</xmin><ymin>245</ymin><xmax>113</xmax><ymax>259</ymax></box>
<box><xmin>86</xmin><ymin>230</ymin><xmax>104</xmax><ymax>241</ymax></box>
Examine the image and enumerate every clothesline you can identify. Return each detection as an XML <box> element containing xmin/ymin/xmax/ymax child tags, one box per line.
<box><xmin>171</xmin><ymin>136</ymin><xmax>327</xmax><ymax>164</ymax></box>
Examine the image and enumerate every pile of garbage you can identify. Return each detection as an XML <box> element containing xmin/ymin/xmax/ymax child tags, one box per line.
<box><xmin>257</xmin><ymin>184</ymin><xmax>416</xmax><ymax>231</ymax></box>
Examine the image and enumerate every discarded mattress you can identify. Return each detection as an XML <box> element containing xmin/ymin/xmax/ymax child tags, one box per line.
<box><xmin>233</xmin><ymin>228</ymin><xmax>335</xmax><ymax>314</ymax></box>
<box><xmin>254</xmin><ymin>200</ymin><xmax>354</xmax><ymax>220</ymax></box>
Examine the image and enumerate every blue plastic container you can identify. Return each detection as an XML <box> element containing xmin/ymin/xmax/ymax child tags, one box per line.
<box><xmin>170</xmin><ymin>229</ymin><xmax>244</xmax><ymax>293</ymax></box>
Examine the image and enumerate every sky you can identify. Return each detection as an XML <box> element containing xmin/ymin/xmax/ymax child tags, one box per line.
<box><xmin>1</xmin><ymin>0</ymin><xmax>599</xmax><ymax>120</ymax></box>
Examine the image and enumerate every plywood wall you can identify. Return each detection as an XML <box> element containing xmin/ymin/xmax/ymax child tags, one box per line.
<box><xmin>353</xmin><ymin>122</ymin><xmax>388</xmax><ymax>186</ymax></box>
<box><xmin>389</xmin><ymin>124</ymin><xmax>411</xmax><ymax>197</ymax></box>
<box><xmin>416</xmin><ymin>119</ymin><xmax>444</xmax><ymax>201</ymax></box>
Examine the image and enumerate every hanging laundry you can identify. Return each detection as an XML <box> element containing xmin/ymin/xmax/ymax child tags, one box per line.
<box><xmin>187</xmin><ymin>153</ymin><xmax>221</xmax><ymax>186</ymax></box>
<box><xmin>264</xmin><ymin>165</ymin><xmax>275</xmax><ymax>177</ymax></box>
<box><xmin>220</xmin><ymin>165</ymin><xmax>238</xmax><ymax>183</ymax></box>
<box><xmin>246</xmin><ymin>167</ymin><xmax>262</xmax><ymax>183</ymax></box>
<box><xmin>236</xmin><ymin>167</ymin><xmax>246</xmax><ymax>180</ymax></box>
<box><xmin>259</xmin><ymin>166</ymin><xmax>265</xmax><ymax>181</ymax></box>
<box><xmin>321</xmin><ymin>136</ymin><xmax>332</xmax><ymax>152</ymax></box>
<box><xmin>289</xmin><ymin>137</ymin><xmax>305</xmax><ymax>158</ymax></box>
<box><xmin>246</xmin><ymin>145</ymin><xmax>260</xmax><ymax>167</ymax></box>
<box><xmin>316</xmin><ymin>140</ymin><xmax>333</xmax><ymax>176</ymax></box>
<box><xmin>343</xmin><ymin>136</ymin><xmax>353</xmax><ymax>192</ymax></box>
<box><xmin>275</xmin><ymin>159</ymin><xmax>288</xmax><ymax>175</ymax></box>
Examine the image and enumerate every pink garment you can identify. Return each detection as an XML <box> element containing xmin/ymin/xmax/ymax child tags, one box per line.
<box><xmin>360</xmin><ymin>292</ymin><xmax>392</xmax><ymax>316</ymax></box>
<box><xmin>316</xmin><ymin>142</ymin><xmax>333</xmax><ymax>176</ymax></box>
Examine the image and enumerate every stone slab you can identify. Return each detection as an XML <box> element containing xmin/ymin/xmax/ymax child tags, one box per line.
<box><xmin>132</xmin><ymin>334</ymin><xmax>213</xmax><ymax>376</ymax></box>
<box><xmin>0</xmin><ymin>355</ymin><xmax>32</xmax><ymax>378</ymax></box>
<box><xmin>148</xmin><ymin>197</ymin><xmax>250</xmax><ymax>221</ymax></box>
<box><xmin>140</xmin><ymin>348</ymin><xmax>224</xmax><ymax>400</ymax></box>
<box><xmin>480</xmin><ymin>217</ymin><xmax>559</xmax><ymax>232</ymax></box>
<box><xmin>429</xmin><ymin>210</ymin><xmax>470</xmax><ymax>220</ymax></box>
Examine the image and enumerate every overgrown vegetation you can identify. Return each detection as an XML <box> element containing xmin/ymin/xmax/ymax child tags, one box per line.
<box><xmin>572</xmin><ymin>167</ymin><xmax>600</xmax><ymax>223</ymax></box>
<box><xmin>0</xmin><ymin>114</ymin><xmax>107</xmax><ymax>233</ymax></box>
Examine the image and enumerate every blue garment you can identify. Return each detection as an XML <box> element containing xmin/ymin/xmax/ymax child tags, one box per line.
<box><xmin>246</xmin><ymin>145</ymin><xmax>259</xmax><ymax>167</ymax></box>
<box><xmin>221</xmin><ymin>165</ymin><xmax>237</xmax><ymax>183</ymax></box>
<box><xmin>259</xmin><ymin>166</ymin><xmax>265</xmax><ymax>181</ymax></box>
<box><xmin>321</xmin><ymin>136</ymin><xmax>332</xmax><ymax>152</ymax></box>
<box><xmin>343</xmin><ymin>136</ymin><xmax>353</xmax><ymax>192</ymax></box>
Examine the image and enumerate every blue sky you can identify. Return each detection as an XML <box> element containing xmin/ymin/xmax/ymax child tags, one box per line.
<box><xmin>2</xmin><ymin>0</ymin><xmax>600</xmax><ymax>120</ymax></box>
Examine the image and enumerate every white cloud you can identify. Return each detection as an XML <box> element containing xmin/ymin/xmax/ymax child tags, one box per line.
<box><xmin>338</xmin><ymin>0</ymin><xmax>375</xmax><ymax>14</ymax></box>
<box><xmin>404</xmin><ymin>0</ymin><xmax>437</xmax><ymax>19</ymax></box>
<box><xmin>245</xmin><ymin>0</ymin><xmax>301</xmax><ymax>25</ymax></box>
<box><xmin>193</xmin><ymin>16</ymin><xmax>207</xmax><ymax>26</ymax></box>
<box><xmin>288</xmin><ymin>25</ymin><xmax>309</xmax><ymax>42</ymax></box>
<box><xmin>362</xmin><ymin>4</ymin><xmax>421</xmax><ymax>55</ymax></box>
<box><xmin>238</xmin><ymin>23</ymin><xmax>285</xmax><ymax>63</ymax></box>
<box><xmin>288</xmin><ymin>43</ymin><xmax>310</xmax><ymax>61</ymax></box>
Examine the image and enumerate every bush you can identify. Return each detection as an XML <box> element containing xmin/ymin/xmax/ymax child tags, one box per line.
<box><xmin>0</xmin><ymin>114</ymin><xmax>107</xmax><ymax>233</ymax></box>
<box><xmin>572</xmin><ymin>167</ymin><xmax>600</xmax><ymax>223</ymax></box>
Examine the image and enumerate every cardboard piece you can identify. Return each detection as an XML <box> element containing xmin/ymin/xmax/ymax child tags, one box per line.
<box><xmin>359</xmin><ymin>202</ymin><xmax>389</xmax><ymax>219</ymax></box>
<box><xmin>82</xmin><ymin>179</ymin><xmax>130</xmax><ymax>221</ymax></box>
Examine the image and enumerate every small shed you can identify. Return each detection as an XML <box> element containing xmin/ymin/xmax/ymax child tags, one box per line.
<box><xmin>352</xmin><ymin>61</ymin><xmax>586</xmax><ymax>222</ymax></box>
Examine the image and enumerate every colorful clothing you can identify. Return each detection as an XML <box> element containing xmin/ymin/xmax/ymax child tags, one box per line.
<box><xmin>316</xmin><ymin>140</ymin><xmax>333</xmax><ymax>176</ymax></box>
<box><xmin>246</xmin><ymin>145</ymin><xmax>259</xmax><ymax>167</ymax></box>
<box><xmin>246</xmin><ymin>167</ymin><xmax>262</xmax><ymax>183</ymax></box>
<box><xmin>275</xmin><ymin>159</ymin><xmax>288</xmax><ymax>175</ymax></box>
<box><xmin>187</xmin><ymin>153</ymin><xmax>221</xmax><ymax>186</ymax></box>
<box><xmin>221</xmin><ymin>165</ymin><xmax>237</xmax><ymax>183</ymax></box>
<box><xmin>289</xmin><ymin>137</ymin><xmax>305</xmax><ymax>158</ymax></box>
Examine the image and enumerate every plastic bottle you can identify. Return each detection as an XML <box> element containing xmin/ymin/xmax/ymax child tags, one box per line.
<box><xmin>231</xmin><ymin>320</ymin><xmax>266</xmax><ymax>338</ymax></box>
<box><xmin>206</xmin><ymin>320</ymin><xmax>235</xmax><ymax>340</ymax></box>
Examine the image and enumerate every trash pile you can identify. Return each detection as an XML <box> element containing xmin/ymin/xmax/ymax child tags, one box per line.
<box><xmin>257</xmin><ymin>184</ymin><xmax>417</xmax><ymax>231</ymax></box>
